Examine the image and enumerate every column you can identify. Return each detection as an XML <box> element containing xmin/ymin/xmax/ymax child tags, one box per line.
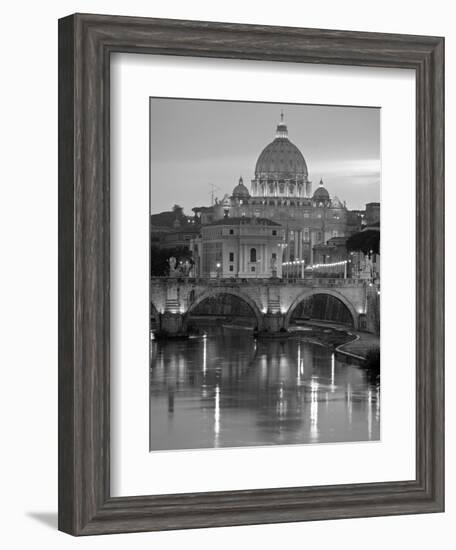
<box><xmin>277</xmin><ymin>246</ymin><xmax>283</xmax><ymax>278</ymax></box>
<box><xmin>260</xmin><ymin>244</ymin><xmax>264</xmax><ymax>275</ymax></box>
<box><xmin>310</xmin><ymin>231</ymin><xmax>314</xmax><ymax>265</ymax></box>
<box><xmin>298</xmin><ymin>230</ymin><xmax>302</xmax><ymax>261</ymax></box>
<box><xmin>288</xmin><ymin>231</ymin><xmax>292</xmax><ymax>262</ymax></box>
<box><xmin>284</xmin><ymin>229</ymin><xmax>289</xmax><ymax>263</ymax></box>
<box><xmin>295</xmin><ymin>231</ymin><xmax>299</xmax><ymax>263</ymax></box>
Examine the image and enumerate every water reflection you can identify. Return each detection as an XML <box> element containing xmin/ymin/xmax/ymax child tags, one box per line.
<box><xmin>150</xmin><ymin>327</ymin><xmax>380</xmax><ymax>451</ymax></box>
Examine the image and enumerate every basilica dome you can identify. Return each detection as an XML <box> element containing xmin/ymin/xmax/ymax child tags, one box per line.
<box><xmin>255</xmin><ymin>115</ymin><xmax>308</xmax><ymax>179</ymax></box>
<box><xmin>313</xmin><ymin>181</ymin><xmax>330</xmax><ymax>200</ymax></box>
<box><xmin>232</xmin><ymin>176</ymin><xmax>250</xmax><ymax>198</ymax></box>
<box><xmin>312</xmin><ymin>179</ymin><xmax>331</xmax><ymax>204</ymax></box>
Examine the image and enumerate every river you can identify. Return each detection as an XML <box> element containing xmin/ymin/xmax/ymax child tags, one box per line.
<box><xmin>150</xmin><ymin>326</ymin><xmax>380</xmax><ymax>451</ymax></box>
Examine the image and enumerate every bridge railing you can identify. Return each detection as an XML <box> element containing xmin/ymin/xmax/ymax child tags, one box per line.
<box><xmin>150</xmin><ymin>276</ymin><xmax>369</xmax><ymax>287</ymax></box>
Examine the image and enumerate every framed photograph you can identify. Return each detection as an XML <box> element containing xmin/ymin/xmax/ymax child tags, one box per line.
<box><xmin>58</xmin><ymin>13</ymin><xmax>444</xmax><ymax>535</ymax></box>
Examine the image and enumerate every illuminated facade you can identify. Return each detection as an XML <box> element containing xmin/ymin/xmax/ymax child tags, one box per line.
<box><xmin>193</xmin><ymin>115</ymin><xmax>371</xmax><ymax>267</ymax></box>
<box><xmin>191</xmin><ymin>217</ymin><xmax>285</xmax><ymax>278</ymax></box>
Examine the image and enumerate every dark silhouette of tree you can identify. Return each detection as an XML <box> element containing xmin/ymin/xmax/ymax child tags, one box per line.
<box><xmin>346</xmin><ymin>229</ymin><xmax>380</xmax><ymax>256</ymax></box>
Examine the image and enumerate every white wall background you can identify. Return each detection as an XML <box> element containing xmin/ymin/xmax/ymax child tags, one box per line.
<box><xmin>0</xmin><ymin>1</ymin><xmax>452</xmax><ymax>548</ymax></box>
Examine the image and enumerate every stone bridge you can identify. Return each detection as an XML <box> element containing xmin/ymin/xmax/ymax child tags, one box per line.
<box><xmin>151</xmin><ymin>277</ymin><xmax>380</xmax><ymax>336</ymax></box>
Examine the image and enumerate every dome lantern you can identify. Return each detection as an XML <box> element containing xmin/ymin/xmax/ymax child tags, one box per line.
<box><xmin>275</xmin><ymin>111</ymin><xmax>288</xmax><ymax>139</ymax></box>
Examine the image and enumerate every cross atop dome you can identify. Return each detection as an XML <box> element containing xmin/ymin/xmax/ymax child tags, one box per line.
<box><xmin>275</xmin><ymin>110</ymin><xmax>288</xmax><ymax>138</ymax></box>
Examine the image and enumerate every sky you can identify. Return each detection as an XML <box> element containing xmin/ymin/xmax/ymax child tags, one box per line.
<box><xmin>150</xmin><ymin>98</ymin><xmax>380</xmax><ymax>214</ymax></box>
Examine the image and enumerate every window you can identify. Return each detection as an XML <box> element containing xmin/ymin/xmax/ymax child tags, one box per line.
<box><xmin>229</xmin><ymin>265</ymin><xmax>234</xmax><ymax>272</ymax></box>
<box><xmin>229</xmin><ymin>229</ymin><xmax>234</xmax><ymax>235</ymax></box>
<box><xmin>272</xmin><ymin>230</ymin><xmax>277</xmax><ymax>236</ymax></box>
<box><xmin>229</xmin><ymin>252</ymin><xmax>234</xmax><ymax>262</ymax></box>
<box><xmin>250</xmin><ymin>248</ymin><xmax>257</xmax><ymax>262</ymax></box>
<box><xmin>251</xmin><ymin>266</ymin><xmax>256</xmax><ymax>272</ymax></box>
<box><xmin>272</xmin><ymin>253</ymin><xmax>277</xmax><ymax>260</ymax></box>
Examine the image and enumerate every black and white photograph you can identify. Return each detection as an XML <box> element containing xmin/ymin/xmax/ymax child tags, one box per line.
<box><xmin>149</xmin><ymin>98</ymin><xmax>381</xmax><ymax>451</ymax></box>
<box><xmin>0</xmin><ymin>0</ymin><xmax>448</xmax><ymax>543</ymax></box>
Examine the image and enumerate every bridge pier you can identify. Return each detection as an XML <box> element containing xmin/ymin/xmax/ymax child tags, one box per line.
<box><xmin>157</xmin><ymin>312</ymin><xmax>186</xmax><ymax>338</ymax></box>
<box><xmin>259</xmin><ymin>313</ymin><xmax>287</xmax><ymax>335</ymax></box>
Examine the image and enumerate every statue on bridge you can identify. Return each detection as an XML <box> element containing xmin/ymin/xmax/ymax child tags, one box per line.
<box><xmin>270</xmin><ymin>255</ymin><xmax>277</xmax><ymax>278</ymax></box>
<box><xmin>359</xmin><ymin>254</ymin><xmax>373</xmax><ymax>280</ymax></box>
<box><xmin>168</xmin><ymin>256</ymin><xmax>179</xmax><ymax>277</ymax></box>
<box><xmin>168</xmin><ymin>256</ymin><xmax>193</xmax><ymax>278</ymax></box>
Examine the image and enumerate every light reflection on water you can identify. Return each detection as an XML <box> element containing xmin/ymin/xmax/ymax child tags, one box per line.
<box><xmin>150</xmin><ymin>327</ymin><xmax>380</xmax><ymax>451</ymax></box>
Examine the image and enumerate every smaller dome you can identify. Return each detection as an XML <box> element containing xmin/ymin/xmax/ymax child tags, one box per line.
<box><xmin>232</xmin><ymin>177</ymin><xmax>250</xmax><ymax>198</ymax></box>
<box><xmin>313</xmin><ymin>179</ymin><xmax>330</xmax><ymax>200</ymax></box>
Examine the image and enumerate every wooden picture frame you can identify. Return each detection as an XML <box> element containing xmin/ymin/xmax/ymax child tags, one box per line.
<box><xmin>58</xmin><ymin>13</ymin><xmax>444</xmax><ymax>535</ymax></box>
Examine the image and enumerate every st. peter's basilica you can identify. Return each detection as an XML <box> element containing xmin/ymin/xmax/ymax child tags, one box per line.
<box><xmin>150</xmin><ymin>113</ymin><xmax>380</xmax><ymax>279</ymax></box>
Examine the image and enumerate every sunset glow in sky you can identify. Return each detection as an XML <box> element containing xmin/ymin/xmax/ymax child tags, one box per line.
<box><xmin>150</xmin><ymin>98</ymin><xmax>380</xmax><ymax>214</ymax></box>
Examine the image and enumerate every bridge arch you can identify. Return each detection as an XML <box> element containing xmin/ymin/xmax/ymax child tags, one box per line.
<box><xmin>284</xmin><ymin>288</ymin><xmax>359</xmax><ymax>330</ymax></box>
<box><xmin>183</xmin><ymin>287</ymin><xmax>263</xmax><ymax>330</ymax></box>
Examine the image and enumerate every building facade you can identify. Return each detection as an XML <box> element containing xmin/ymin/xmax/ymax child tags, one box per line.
<box><xmin>192</xmin><ymin>115</ymin><xmax>367</xmax><ymax>267</ymax></box>
<box><xmin>150</xmin><ymin>206</ymin><xmax>200</xmax><ymax>250</ymax></box>
<box><xmin>152</xmin><ymin>114</ymin><xmax>380</xmax><ymax>279</ymax></box>
<box><xmin>192</xmin><ymin>217</ymin><xmax>284</xmax><ymax>278</ymax></box>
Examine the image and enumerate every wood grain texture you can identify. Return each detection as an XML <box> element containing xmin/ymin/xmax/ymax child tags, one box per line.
<box><xmin>58</xmin><ymin>15</ymin><xmax>76</xmax><ymax>535</ymax></box>
<box><xmin>58</xmin><ymin>13</ymin><xmax>445</xmax><ymax>535</ymax></box>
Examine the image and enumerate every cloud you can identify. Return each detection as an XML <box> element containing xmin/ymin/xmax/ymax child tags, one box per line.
<box><xmin>311</xmin><ymin>158</ymin><xmax>381</xmax><ymax>181</ymax></box>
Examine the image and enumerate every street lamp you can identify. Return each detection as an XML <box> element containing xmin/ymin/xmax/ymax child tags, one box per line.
<box><xmin>216</xmin><ymin>262</ymin><xmax>221</xmax><ymax>278</ymax></box>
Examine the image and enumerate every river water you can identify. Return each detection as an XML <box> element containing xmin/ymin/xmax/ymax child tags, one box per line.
<box><xmin>150</xmin><ymin>327</ymin><xmax>380</xmax><ymax>451</ymax></box>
